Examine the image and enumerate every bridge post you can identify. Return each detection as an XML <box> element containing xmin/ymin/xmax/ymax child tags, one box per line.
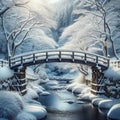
<box><xmin>91</xmin><ymin>67</ymin><xmax>104</xmax><ymax>95</ymax></box>
<box><xmin>9</xmin><ymin>55</ymin><xmax>11</xmax><ymax>68</ymax></box>
<box><xmin>12</xmin><ymin>67</ymin><xmax>27</xmax><ymax>95</ymax></box>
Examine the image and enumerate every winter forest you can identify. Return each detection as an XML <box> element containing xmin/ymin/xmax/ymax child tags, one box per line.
<box><xmin>0</xmin><ymin>0</ymin><xmax>120</xmax><ymax>120</ymax></box>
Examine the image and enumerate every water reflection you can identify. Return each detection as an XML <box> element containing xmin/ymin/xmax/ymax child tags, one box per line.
<box><xmin>39</xmin><ymin>90</ymin><xmax>83</xmax><ymax>112</ymax></box>
<box><xmin>39</xmin><ymin>81</ymin><xmax>107</xmax><ymax>120</ymax></box>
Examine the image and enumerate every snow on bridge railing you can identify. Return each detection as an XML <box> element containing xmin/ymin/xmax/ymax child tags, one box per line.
<box><xmin>9</xmin><ymin>50</ymin><xmax>109</xmax><ymax>69</ymax></box>
<box><xmin>0</xmin><ymin>59</ymin><xmax>8</xmax><ymax>67</ymax></box>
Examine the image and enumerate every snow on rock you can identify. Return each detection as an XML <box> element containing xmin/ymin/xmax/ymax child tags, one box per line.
<box><xmin>67</xmin><ymin>81</ymin><xmax>88</xmax><ymax>94</ymax></box>
<box><xmin>45</xmin><ymin>80</ymin><xmax>58</xmax><ymax>86</ymax></box>
<box><xmin>104</xmin><ymin>66</ymin><xmax>120</xmax><ymax>80</ymax></box>
<box><xmin>77</xmin><ymin>94</ymin><xmax>91</xmax><ymax>102</ymax></box>
<box><xmin>66</xmin><ymin>83</ymin><xmax>77</xmax><ymax>91</ymax></box>
<box><xmin>107</xmin><ymin>104</ymin><xmax>120</xmax><ymax>120</ymax></box>
<box><xmin>28</xmin><ymin>82</ymin><xmax>45</xmax><ymax>94</ymax></box>
<box><xmin>15</xmin><ymin>111</ymin><xmax>37</xmax><ymax>120</ymax></box>
<box><xmin>66</xmin><ymin>73</ymin><xmax>87</xmax><ymax>93</ymax></box>
<box><xmin>72</xmin><ymin>84</ymin><xmax>87</xmax><ymax>94</ymax></box>
<box><xmin>77</xmin><ymin>87</ymin><xmax>91</xmax><ymax>101</ymax></box>
<box><xmin>98</xmin><ymin>99</ymin><xmax>114</xmax><ymax>115</ymax></box>
<box><xmin>92</xmin><ymin>98</ymin><xmax>104</xmax><ymax>108</ymax></box>
<box><xmin>40</xmin><ymin>91</ymin><xmax>50</xmax><ymax>96</ymax></box>
<box><xmin>23</xmin><ymin>88</ymin><xmax>39</xmax><ymax>101</ymax></box>
<box><xmin>24</xmin><ymin>103</ymin><xmax>47</xmax><ymax>120</ymax></box>
<box><xmin>0</xmin><ymin>66</ymin><xmax>13</xmax><ymax>81</ymax></box>
<box><xmin>0</xmin><ymin>91</ymin><xmax>23</xmax><ymax>120</ymax></box>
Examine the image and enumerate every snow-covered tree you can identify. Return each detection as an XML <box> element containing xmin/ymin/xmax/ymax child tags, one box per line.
<box><xmin>85</xmin><ymin>0</ymin><xmax>120</xmax><ymax>59</ymax></box>
<box><xmin>0</xmin><ymin>0</ymin><xmax>30</xmax><ymax>59</ymax></box>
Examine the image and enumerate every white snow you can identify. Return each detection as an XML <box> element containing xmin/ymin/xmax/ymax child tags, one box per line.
<box><xmin>26</xmin><ymin>67</ymin><xmax>38</xmax><ymax>81</ymax></box>
<box><xmin>104</xmin><ymin>66</ymin><xmax>120</xmax><ymax>80</ymax></box>
<box><xmin>1</xmin><ymin>0</ymin><xmax>120</xmax><ymax>119</ymax></box>
<box><xmin>23</xmin><ymin>88</ymin><xmax>39</xmax><ymax>101</ymax></box>
<box><xmin>67</xmin><ymin>73</ymin><xmax>89</xmax><ymax>94</ymax></box>
<box><xmin>0</xmin><ymin>89</ymin><xmax>47</xmax><ymax>120</ymax></box>
<box><xmin>92</xmin><ymin>98</ymin><xmax>104</xmax><ymax>108</ymax></box>
<box><xmin>40</xmin><ymin>91</ymin><xmax>50</xmax><ymax>96</ymax></box>
<box><xmin>98</xmin><ymin>99</ymin><xmax>120</xmax><ymax>115</ymax></box>
<box><xmin>24</xmin><ymin>103</ymin><xmax>47</xmax><ymax>120</ymax></box>
<box><xmin>0</xmin><ymin>91</ymin><xmax>23</xmax><ymax>119</ymax></box>
<box><xmin>0</xmin><ymin>66</ymin><xmax>13</xmax><ymax>81</ymax></box>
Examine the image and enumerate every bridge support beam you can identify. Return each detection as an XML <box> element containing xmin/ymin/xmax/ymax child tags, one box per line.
<box><xmin>13</xmin><ymin>67</ymin><xmax>27</xmax><ymax>95</ymax></box>
<box><xmin>91</xmin><ymin>67</ymin><xmax>104</xmax><ymax>95</ymax></box>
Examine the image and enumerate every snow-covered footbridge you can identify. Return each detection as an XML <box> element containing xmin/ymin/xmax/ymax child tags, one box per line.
<box><xmin>1</xmin><ymin>50</ymin><xmax>110</xmax><ymax>95</ymax></box>
<box><xmin>9</xmin><ymin>50</ymin><xmax>109</xmax><ymax>69</ymax></box>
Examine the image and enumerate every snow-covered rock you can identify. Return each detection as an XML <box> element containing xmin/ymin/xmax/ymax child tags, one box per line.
<box><xmin>23</xmin><ymin>88</ymin><xmax>39</xmax><ymax>101</ymax></box>
<box><xmin>107</xmin><ymin>104</ymin><xmax>120</xmax><ymax>120</ymax></box>
<box><xmin>24</xmin><ymin>103</ymin><xmax>47</xmax><ymax>120</ymax></box>
<box><xmin>28</xmin><ymin>82</ymin><xmax>45</xmax><ymax>94</ymax></box>
<box><xmin>98</xmin><ymin>99</ymin><xmax>114</xmax><ymax>114</ymax></box>
<box><xmin>92</xmin><ymin>98</ymin><xmax>104</xmax><ymax>108</ymax></box>
<box><xmin>72</xmin><ymin>84</ymin><xmax>85</xmax><ymax>94</ymax></box>
<box><xmin>77</xmin><ymin>93</ymin><xmax>91</xmax><ymax>102</ymax></box>
<box><xmin>40</xmin><ymin>91</ymin><xmax>50</xmax><ymax>96</ymax></box>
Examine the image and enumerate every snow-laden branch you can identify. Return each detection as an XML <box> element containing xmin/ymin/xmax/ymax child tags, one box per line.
<box><xmin>12</xmin><ymin>21</ymin><xmax>42</xmax><ymax>56</ymax></box>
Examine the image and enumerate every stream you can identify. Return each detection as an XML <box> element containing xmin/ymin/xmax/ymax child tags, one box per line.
<box><xmin>39</xmin><ymin>79</ymin><xmax>107</xmax><ymax>120</ymax></box>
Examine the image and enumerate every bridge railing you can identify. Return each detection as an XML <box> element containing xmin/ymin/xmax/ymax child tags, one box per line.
<box><xmin>9</xmin><ymin>50</ymin><xmax>109</xmax><ymax>69</ymax></box>
<box><xmin>0</xmin><ymin>59</ymin><xmax>8</xmax><ymax>67</ymax></box>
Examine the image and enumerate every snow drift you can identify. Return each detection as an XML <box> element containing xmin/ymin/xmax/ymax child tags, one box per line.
<box><xmin>0</xmin><ymin>91</ymin><xmax>23</xmax><ymax>120</ymax></box>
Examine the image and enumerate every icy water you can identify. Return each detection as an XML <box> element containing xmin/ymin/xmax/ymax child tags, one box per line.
<box><xmin>39</xmin><ymin>80</ymin><xmax>107</xmax><ymax>120</ymax></box>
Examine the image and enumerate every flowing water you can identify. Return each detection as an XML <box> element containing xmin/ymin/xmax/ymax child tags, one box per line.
<box><xmin>39</xmin><ymin>80</ymin><xmax>107</xmax><ymax>120</ymax></box>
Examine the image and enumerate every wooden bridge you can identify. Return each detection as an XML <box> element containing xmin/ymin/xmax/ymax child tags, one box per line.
<box><xmin>9</xmin><ymin>50</ymin><xmax>109</xmax><ymax>69</ymax></box>
<box><xmin>0</xmin><ymin>50</ymin><xmax>110</xmax><ymax>95</ymax></box>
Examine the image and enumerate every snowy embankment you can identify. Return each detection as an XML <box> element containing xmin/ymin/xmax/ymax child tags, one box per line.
<box><xmin>0</xmin><ymin>67</ymin><xmax>47</xmax><ymax>120</ymax></box>
<box><xmin>66</xmin><ymin>70</ymin><xmax>120</xmax><ymax>120</ymax></box>
<box><xmin>91</xmin><ymin>64</ymin><xmax>120</xmax><ymax>120</ymax></box>
<box><xmin>66</xmin><ymin>73</ymin><xmax>93</xmax><ymax>102</ymax></box>
<box><xmin>0</xmin><ymin>91</ymin><xmax>47</xmax><ymax>120</ymax></box>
